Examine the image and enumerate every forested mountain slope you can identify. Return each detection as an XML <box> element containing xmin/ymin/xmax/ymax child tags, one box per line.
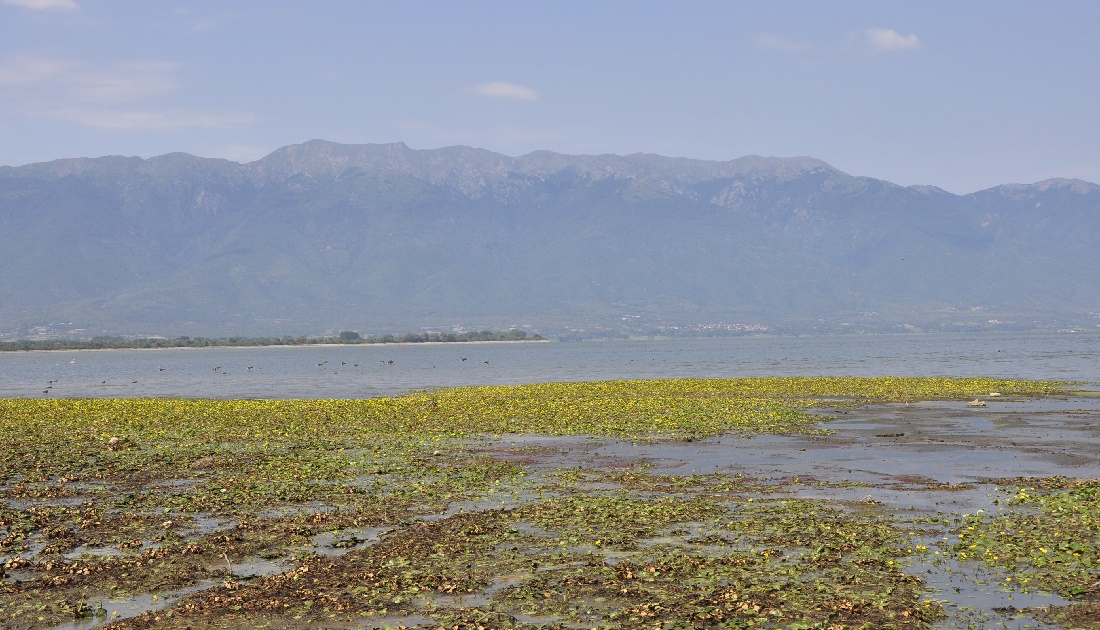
<box><xmin>2</xmin><ymin>140</ymin><xmax>1098</xmax><ymax>337</ymax></box>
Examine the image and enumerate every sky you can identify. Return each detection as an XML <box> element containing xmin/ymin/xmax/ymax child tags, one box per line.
<box><xmin>1</xmin><ymin>1</ymin><xmax>1098</xmax><ymax>194</ymax></box>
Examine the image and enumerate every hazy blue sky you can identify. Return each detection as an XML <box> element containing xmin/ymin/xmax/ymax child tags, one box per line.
<box><xmin>2</xmin><ymin>1</ymin><xmax>1097</xmax><ymax>193</ymax></box>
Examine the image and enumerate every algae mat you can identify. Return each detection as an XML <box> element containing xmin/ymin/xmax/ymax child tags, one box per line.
<box><xmin>1</xmin><ymin>377</ymin><xmax>1098</xmax><ymax>629</ymax></box>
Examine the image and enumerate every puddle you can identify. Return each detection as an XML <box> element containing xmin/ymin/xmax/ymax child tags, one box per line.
<box><xmin>3</xmin><ymin>539</ymin><xmax>48</xmax><ymax>564</ymax></box>
<box><xmin>33</xmin><ymin>551</ymin><xmax>294</xmax><ymax>629</ymax></box>
<box><xmin>190</xmin><ymin>513</ymin><xmax>235</xmax><ymax>534</ymax></box>
<box><xmin>327</xmin><ymin>613</ymin><xmax>438</xmax><ymax>629</ymax></box>
<box><xmin>212</xmin><ymin>555</ymin><xmax>291</xmax><ymax>578</ymax></box>
<box><xmin>585</xmin><ymin>436</ymin><xmax>1046</xmax><ymax>485</ymax></box>
<box><xmin>416</xmin><ymin>571</ymin><xmax>530</xmax><ymax>609</ymax></box>
<box><xmin>63</xmin><ymin>545</ymin><xmax>125</xmax><ymax>559</ymax></box>
<box><xmin>511</xmin><ymin>521</ymin><xmax>550</xmax><ymax>537</ymax></box>
<box><xmin>907</xmin><ymin>395</ymin><xmax>1100</xmax><ymax>414</ymax></box>
<box><xmin>967</xmin><ymin>416</ymin><xmax>995</xmax><ymax>431</ymax></box>
<box><xmin>49</xmin><ymin>579</ymin><xmax>219</xmax><ymax>630</ymax></box>
<box><xmin>6</xmin><ymin>496</ymin><xmax>89</xmax><ymax>509</ymax></box>
<box><xmin>310</xmin><ymin>527</ymin><xmax>389</xmax><ymax>556</ymax></box>
<box><xmin>984</xmin><ymin>396</ymin><xmax>1100</xmax><ymax>413</ymax></box>
<box><xmin>511</xmin><ymin>612</ymin><xmax>568</xmax><ymax>626</ymax></box>
<box><xmin>904</xmin><ymin>550</ymin><xmax>1070</xmax><ymax>629</ymax></box>
<box><xmin>258</xmin><ymin>502</ymin><xmax>335</xmax><ymax>518</ymax></box>
<box><xmin>794</xmin><ymin>484</ymin><xmax>1001</xmax><ymax>516</ymax></box>
<box><xmin>2</xmin><ymin>567</ymin><xmax>36</xmax><ymax>581</ymax></box>
<box><xmin>151</xmin><ymin>478</ymin><xmax>199</xmax><ymax>489</ymax></box>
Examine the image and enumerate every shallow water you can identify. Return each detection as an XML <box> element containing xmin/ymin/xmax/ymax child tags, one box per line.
<box><xmin>311</xmin><ymin>527</ymin><xmax>389</xmax><ymax>557</ymax></box>
<box><xmin>50</xmin><ymin>580</ymin><xmax>218</xmax><ymax>630</ymax></box>
<box><xmin>909</xmin><ymin>550</ymin><xmax>1069</xmax><ymax>629</ymax></box>
<box><xmin>3</xmin><ymin>331</ymin><xmax>1098</xmax><ymax>399</ymax></box>
<box><xmin>473</xmin><ymin>396</ymin><xmax>1100</xmax><ymax>629</ymax></box>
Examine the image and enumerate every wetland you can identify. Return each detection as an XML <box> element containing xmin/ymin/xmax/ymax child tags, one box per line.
<box><xmin>1</xmin><ymin>377</ymin><xmax>1099</xmax><ymax>629</ymax></box>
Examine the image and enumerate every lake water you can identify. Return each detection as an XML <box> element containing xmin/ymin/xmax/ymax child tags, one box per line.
<box><xmin>2</xmin><ymin>331</ymin><xmax>1098</xmax><ymax>399</ymax></box>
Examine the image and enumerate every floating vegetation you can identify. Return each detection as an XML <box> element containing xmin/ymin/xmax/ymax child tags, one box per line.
<box><xmin>946</xmin><ymin>478</ymin><xmax>1100</xmax><ymax>622</ymax></box>
<box><xmin>0</xmin><ymin>377</ymin><xmax>1087</xmax><ymax>628</ymax></box>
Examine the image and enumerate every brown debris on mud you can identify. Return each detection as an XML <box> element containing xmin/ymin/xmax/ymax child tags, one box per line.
<box><xmin>2</xmin><ymin>381</ymin><xmax>1098</xmax><ymax>629</ymax></box>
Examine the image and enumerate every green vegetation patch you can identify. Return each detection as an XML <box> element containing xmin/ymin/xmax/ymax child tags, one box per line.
<box><xmin>946</xmin><ymin>477</ymin><xmax>1100</xmax><ymax>620</ymax></box>
<box><xmin>0</xmin><ymin>377</ymin><xmax>1074</xmax><ymax>628</ymax></box>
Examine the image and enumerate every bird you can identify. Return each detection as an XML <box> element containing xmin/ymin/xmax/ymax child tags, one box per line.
<box><xmin>158</xmin><ymin>367</ymin><xmax>165</xmax><ymax>372</ymax></box>
<box><xmin>460</xmin><ymin>356</ymin><xmax>467</xmax><ymax>362</ymax></box>
<box><xmin>387</xmin><ymin>359</ymin><xmax>395</xmax><ymax>365</ymax></box>
<box><xmin>484</xmin><ymin>360</ymin><xmax>490</xmax><ymax>365</ymax></box>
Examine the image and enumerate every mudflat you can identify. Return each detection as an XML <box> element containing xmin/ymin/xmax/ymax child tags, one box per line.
<box><xmin>0</xmin><ymin>379</ymin><xmax>1097</xmax><ymax>629</ymax></box>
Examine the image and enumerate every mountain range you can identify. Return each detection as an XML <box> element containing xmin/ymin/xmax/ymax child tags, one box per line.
<box><xmin>2</xmin><ymin>140</ymin><xmax>1098</xmax><ymax>339</ymax></box>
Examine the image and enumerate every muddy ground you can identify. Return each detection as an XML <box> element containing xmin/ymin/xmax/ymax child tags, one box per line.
<box><xmin>2</xmin><ymin>389</ymin><xmax>1098</xmax><ymax>629</ymax></box>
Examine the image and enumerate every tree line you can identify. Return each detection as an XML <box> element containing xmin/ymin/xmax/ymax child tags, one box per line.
<box><xmin>0</xmin><ymin>329</ymin><xmax>543</xmax><ymax>351</ymax></box>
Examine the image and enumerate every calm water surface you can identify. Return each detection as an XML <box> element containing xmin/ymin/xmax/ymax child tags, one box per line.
<box><xmin>2</xmin><ymin>331</ymin><xmax>1097</xmax><ymax>399</ymax></box>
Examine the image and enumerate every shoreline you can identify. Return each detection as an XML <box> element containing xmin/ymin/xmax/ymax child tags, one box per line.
<box><xmin>1</xmin><ymin>338</ymin><xmax>551</xmax><ymax>353</ymax></box>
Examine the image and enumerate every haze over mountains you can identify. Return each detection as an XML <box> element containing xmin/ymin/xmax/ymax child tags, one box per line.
<box><xmin>2</xmin><ymin>140</ymin><xmax>1098</xmax><ymax>340</ymax></box>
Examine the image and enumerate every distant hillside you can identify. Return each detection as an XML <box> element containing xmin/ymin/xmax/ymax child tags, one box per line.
<box><xmin>2</xmin><ymin>140</ymin><xmax>1098</xmax><ymax>339</ymax></box>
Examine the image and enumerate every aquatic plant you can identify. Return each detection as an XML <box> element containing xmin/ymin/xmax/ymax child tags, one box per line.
<box><xmin>0</xmin><ymin>377</ymin><xmax>1072</xmax><ymax>627</ymax></box>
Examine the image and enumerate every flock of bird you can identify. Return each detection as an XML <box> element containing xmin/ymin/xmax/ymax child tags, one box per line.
<box><xmin>37</xmin><ymin>354</ymin><xmax>491</xmax><ymax>395</ymax></box>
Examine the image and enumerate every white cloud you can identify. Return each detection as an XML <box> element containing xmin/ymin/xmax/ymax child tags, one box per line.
<box><xmin>866</xmin><ymin>28</ymin><xmax>920</xmax><ymax>52</ymax></box>
<box><xmin>0</xmin><ymin>55</ymin><xmax>254</xmax><ymax>131</ymax></box>
<box><xmin>752</xmin><ymin>33</ymin><xmax>810</xmax><ymax>54</ymax></box>
<box><xmin>2</xmin><ymin>0</ymin><xmax>79</xmax><ymax>10</ymax></box>
<box><xmin>472</xmin><ymin>82</ymin><xmax>538</xmax><ymax>101</ymax></box>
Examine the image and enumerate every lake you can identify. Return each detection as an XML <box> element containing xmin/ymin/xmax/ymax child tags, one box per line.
<box><xmin>2</xmin><ymin>331</ymin><xmax>1098</xmax><ymax>399</ymax></box>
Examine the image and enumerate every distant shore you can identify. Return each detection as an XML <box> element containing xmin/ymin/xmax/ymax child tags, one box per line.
<box><xmin>0</xmin><ymin>330</ymin><xmax>545</xmax><ymax>352</ymax></box>
<box><xmin>6</xmin><ymin>339</ymin><xmax>552</xmax><ymax>353</ymax></box>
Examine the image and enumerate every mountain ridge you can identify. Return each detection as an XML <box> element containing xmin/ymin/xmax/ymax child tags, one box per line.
<box><xmin>2</xmin><ymin>141</ymin><xmax>1098</xmax><ymax>339</ymax></box>
<box><xmin>5</xmin><ymin>141</ymin><xmax>1094</xmax><ymax>194</ymax></box>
